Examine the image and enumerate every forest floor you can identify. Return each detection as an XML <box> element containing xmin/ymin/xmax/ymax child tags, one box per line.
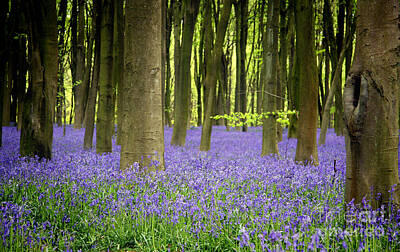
<box><xmin>0</xmin><ymin>126</ymin><xmax>399</xmax><ymax>251</ymax></box>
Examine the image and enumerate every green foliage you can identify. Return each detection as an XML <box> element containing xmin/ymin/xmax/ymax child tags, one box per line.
<box><xmin>330</xmin><ymin>106</ymin><xmax>336</xmax><ymax>115</ymax></box>
<box><xmin>211</xmin><ymin>110</ymin><xmax>297</xmax><ymax>128</ymax></box>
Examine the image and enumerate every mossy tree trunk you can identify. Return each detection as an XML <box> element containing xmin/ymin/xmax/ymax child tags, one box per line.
<box><xmin>120</xmin><ymin>0</ymin><xmax>165</xmax><ymax>171</ymax></box>
<box><xmin>293</xmin><ymin>0</ymin><xmax>318</xmax><ymax>164</ymax></box>
<box><xmin>20</xmin><ymin>0</ymin><xmax>58</xmax><ymax>159</ymax></box>
<box><xmin>96</xmin><ymin>0</ymin><xmax>114</xmax><ymax>154</ymax></box>
<box><xmin>344</xmin><ymin>0</ymin><xmax>400</xmax><ymax>208</ymax></box>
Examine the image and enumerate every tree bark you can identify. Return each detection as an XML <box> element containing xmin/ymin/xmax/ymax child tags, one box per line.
<box><xmin>20</xmin><ymin>0</ymin><xmax>58</xmax><ymax>159</ymax></box>
<box><xmin>120</xmin><ymin>0</ymin><xmax>165</xmax><ymax>171</ymax></box>
<box><xmin>56</xmin><ymin>0</ymin><xmax>67</xmax><ymax>127</ymax></box>
<box><xmin>343</xmin><ymin>0</ymin><xmax>400</xmax><ymax>208</ymax></box>
<box><xmin>0</xmin><ymin>0</ymin><xmax>8</xmax><ymax>145</ymax></box>
<box><xmin>73</xmin><ymin>0</ymin><xmax>87</xmax><ymax>129</ymax></box>
<box><xmin>261</xmin><ymin>0</ymin><xmax>279</xmax><ymax>156</ymax></box>
<box><xmin>294</xmin><ymin>0</ymin><xmax>318</xmax><ymax>164</ymax></box>
<box><xmin>114</xmin><ymin>0</ymin><xmax>124</xmax><ymax>145</ymax></box>
<box><xmin>96</xmin><ymin>0</ymin><xmax>114</xmax><ymax>154</ymax></box>
<box><xmin>286</xmin><ymin>0</ymin><xmax>297</xmax><ymax>139</ymax></box>
<box><xmin>319</xmin><ymin>28</ymin><xmax>354</xmax><ymax>146</ymax></box>
<box><xmin>200</xmin><ymin>0</ymin><xmax>232</xmax><ymax>151</ymax></box>
<box><xmin>171</xmin><ymin>0</ymin><xmax>200</xmax><ymax>146</ymax></box>
<box><xmin>84</xmin><ymin>0</ymin><xmax>101</xmax><ymax>150</ymax></box>
<box><xmin>164</xmin><ymin>0</ymin><xmax>174</xmax><ymax>127</ymax></box>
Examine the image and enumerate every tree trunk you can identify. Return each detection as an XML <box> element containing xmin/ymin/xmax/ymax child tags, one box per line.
<box><xmin>56</xmin><ymin>0</ymin><xmax>67</xmax><ymax>127</ymax></box>
<box><xmin>343</xmin><ymin>0</ymin><xmax>400</xmax><ymax>208</ymax></box>
<box><xmin>333</xmin><ymin>0</ymin><xmax>345</xmax><ymax>136</ymax></box>
<box><xmin>171</xmin><ymin>0</ymin><xmax>200</xmax><ymax>146</ymax></box>
<box><xmin>114</xmin><ymin>0</ymin><xmax>124</xmax><ymax>145</ymax></box>
<box><xmin>294</xmin><ymin>0</ymin><xmax>318</xmax><ymax>164</ymax></box>
<box><xmin>120</xmin><ymin>0</ymin><xmax>165</xmax><ymax>171</ymax></box>
<box><xmin>235</xmin><ymin>0</ymin><xmax>248</xmax><ymax>132</ymax></box>
<box><xmin>287</xmin><ymin>0</ymin><xmax>297</xmax><ymax>139</ymax></box>
<box><xmin>0</xmin><ymin>0</ymin><xmax>8</xmax><ymax>145</ymax></box>
<box><xmin>20</xmin><ymin>0</ymin><xmax>58</xmax><ymax>159</ymax></box>
<box><xmin>84</xmin><ymin>0</ymin><xmax>101</xmax><ymax>150</ymax></box>
<box><xmin>164</xmin><ymin>0</ymin><xmax>174</xmax><ymax>127</ymax></box>
<box><xmin>16</xmin><ymin>37</ymin><xmax>27</xmax><ymax>131</ymax></box>
<box><xmin>96</xmin><ymin>0</ymin><xmax>114</xmax><ymax>154</ymax></box>
<box><xmin>261</xmin><ymin>0</ymin><xmax>279</xmax><ymax>156</ymax></box>
<box><xmin>200</xmin><ymin>0</ymin><xmax>232</xmax><ymax>151</ymax></box>
<box><xmin>277</xmin><ymin>1</ymin><xmax>287</xmax><ymax>142</ymax></box>
<box><xmin>73</xmin><ymin>0</ymin><xmax>87</xmax><ymax>129</ymax></box>
<box><xmin>319</xmin><ymin>28</ymin><xmax>354</xmax><ymax>146</ymax></box>
<box><xmin>256</xmin><ymin>0</ymin><xmax>265</xmax><ymax>115</ymax></box>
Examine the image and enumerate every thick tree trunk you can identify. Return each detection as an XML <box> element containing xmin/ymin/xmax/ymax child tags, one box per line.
<box><xmin>120</xmin><ymin>0</ymin><xmax>165</xmax><ymax>171</ymax></box>
<box><xmin>20</xmin><ymin>0</ymin><xmax>58</xmax><ymax>159</ymax></box>
<box><xmin>344</xmin><ymin>0</ymin><xmax>400</xmax><ymax>208</ymax></box>
<box><xmin>200</xmin><ymin>0</ymin><xmax>232</xmax><ymax>151</ymax></box>
<box><xmin>261</xmin><ymin>0</ymin><xmax>279</xmax><ymax>156</ymax></box>
<box><xmin>294</xmin><ymin>0</ymin><xmax>318</xmax><ymax>164</ymax></box>
<box><xmin>171</xmin><ymin>0</ymin><xmax>200</xmax><ymax>146</ymax></box>
<box><xmin>96</xmin><ymin>0</ymin><xmax>114</xmax><ymax>154</ymax></box>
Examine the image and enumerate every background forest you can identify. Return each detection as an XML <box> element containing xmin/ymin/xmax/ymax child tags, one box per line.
<box><xmin>1</xmin><ymin>0</ymin><xmax>400</xmax><ymax>251</ymax></box>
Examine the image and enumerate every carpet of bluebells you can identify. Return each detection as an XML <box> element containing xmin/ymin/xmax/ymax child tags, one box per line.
<box><xmin>1</xmin><ymin>126</ymin><xmax>400</xmax><ymax>251</ymax></box>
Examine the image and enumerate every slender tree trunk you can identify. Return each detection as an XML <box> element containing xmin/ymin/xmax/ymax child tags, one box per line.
<box><xmin>334</xmin><ymin>0</ymin><xmax>345</xmax><ymax>136</ymax></box>
<box><xmin>344</xmin><ymin>0</ymin><xmax>354</xmax><ymax>77</ymax></box>
<box><xmin>96</xmin><ymin>0</ymin><xmax>114</xmax><ymax>154</ymax></box>
<box><xmin>261</xmin><ymin>0</ymin><xmax>279</xmax><ymax>156</ymax></box>
<box><xmin>3</xmin><ymin>66</ymin><xmax>11</xmax><ymax>126</ymax></box>
<box><xmin>344</xmin><ymin>0</ymin><xmax>400</xmax><ymax>208</ymax></box>
<box><xmin>84</xmin><ymin>0</ymin><xmax>100</xmax><ymax>150</ymax></box>
<box><xmin>120</xmin><ymin>0</ymin><xmax>165</xmax><ymax>171</ymax></box>
<box><xmin>56</xmin><ymin>0</ymin><xmax>67</xmax><ymax>127</ymax></box>
<box><xmin>114</xmin><ymin>0</ymin><xmax>124</xmax><ymax>145</ymax></box>
<box><xmin>164</xmin><ymin>0</ymin><xmax>174</xmax><ymax>127</ymax></box>
<box><xmin>256</xmin><ymin>1</ymin><xmax>265</xmax><ymax>115</ymax></box>
<box><xmin>319</xmin><ymin>27</ymin><xmax>354</xmax><ymax>146</ymax></box>
<box><xmin>294</xmin><ymin>0</ymin><xmax>318</xmax><ymax>164</ymax></box>
<box><xmin>200</xmin><ymin>0</ymin><xmax>232</xmax><ymax>151</ymax></box>
<box><xmin>171</xmin><ymin>0</ymin><xmax>200</xmax><ymax>146</ymax></box>
<box><xmin>21</xmin><ymin>0</ymin><xmax>58</xmax><ymax>159</ymax></box>
<box><xmin>0</xmin><ymin>0</ymin><xmax>8</xmax><ymax>145</ymax></box>
<box><xmin>73</xmin><ymin>0</ymin><xmax>87</xmax><ymax>129</ymax></box>
<box><xmin>238</xmin><ymin>0</ymin><xmax>248</xmax><ymax>132</ymax></box>
<box><xmin>287</xmin><ymin>0</ymin><xmax>297</xmax><ymax>139</ymax></box>
<box><xmin>277</xmin><ymin>1</ymin><xmax>287</xmax><ymax>142</ymax></box>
